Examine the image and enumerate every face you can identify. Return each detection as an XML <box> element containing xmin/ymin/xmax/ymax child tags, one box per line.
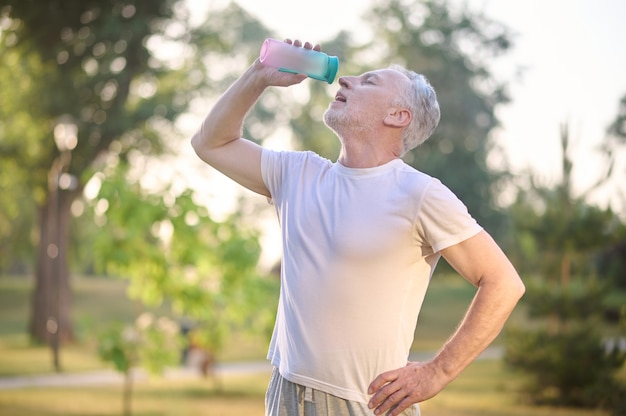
<box><xmin>323</xmin><ymin>69</ymin><xmax>409</xmax><ymax>135</ymax></box>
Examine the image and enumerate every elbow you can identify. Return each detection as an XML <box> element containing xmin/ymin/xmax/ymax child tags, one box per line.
<box><xmin>190</xmin><ymin>132</ymin><xmax>201</xmax><ymax>155</ymax></box>
<box><xmin>517</xmin><ymin>279</ymin><xmax>526</xmax><ymax>300</ymax></box>
<box><xmin>484</xmin><ymin>271</ymin><xmax>525</xmax><ymax>305</ymax></box>
<box><xmin>191</xmin><ymin>131</ymin><xmax>210</xmax><ymax>160</ymax></box>
<box><xmin>190</xmin><ymin>119</ymin><xmax>214</xmax><ymax>155</ymax></box>
<box><xmin>500</xmin><ymin>261</ymin><xmax>526</xmax><ymax>303</ymax></box>
<box><xmin>511</xmin><ymin>274</ymin><xmax>526</xmax><ymax>303</ymax></box>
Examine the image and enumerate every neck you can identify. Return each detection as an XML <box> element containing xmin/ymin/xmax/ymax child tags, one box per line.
<box><xmin>332</xmin><ymin>125</ymin><xmax>402</xmax><ymax>168</ymax></box>
<box><xmin>336</xmin><ymin>140</ymin><xmax>399</xmax><ymax>168</ymax></box>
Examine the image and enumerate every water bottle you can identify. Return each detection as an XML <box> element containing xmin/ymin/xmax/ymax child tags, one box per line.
<box><xmin>259</xmin><ymin>38</ymin><xmax>339</xmax><ymax>84</ymax></box>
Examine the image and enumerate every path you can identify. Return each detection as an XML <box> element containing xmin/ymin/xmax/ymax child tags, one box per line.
<box><xmin>0</xmin><ymin>347</ymin><xmax>503</xmax><ymax>390</ymax></box>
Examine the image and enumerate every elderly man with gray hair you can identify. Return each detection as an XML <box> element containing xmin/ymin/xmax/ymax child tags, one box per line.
<box><xmin>191</xmin><ymin>38</ymin><xmax>525</xmax><ymax>416</ymax></box>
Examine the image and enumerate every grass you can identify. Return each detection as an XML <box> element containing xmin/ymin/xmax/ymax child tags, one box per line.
<box><xmin>0</xmin><ymin>273</ymin><xmax>482</xmax><ymax>376</ymax></box>
<box><xmin>421</xmin><ymin>360</ymin><xmax>619</xmax><ymax>416</ymax></box>
<box><xmin>413</xmin><ymin>271</ymin><xmax>529</xmax><ymax>351</ymax></box>
<box><xmin>0</xmin><ymin>361</ymin><xmax>616</xmax><ymax>416</ymax></box>
<box><xmin>0</xmin><ymin>274</ymin><xmax>621</xmax><ymax>416</ymax></box>
<box><xmin>0</xmin><ymin>374</ymin><xmax>269</xmax><ymax>416</ymax></box>
<box><xmin>0</xmin><ymin>275</ymin><xmax>270</xmax><ymax>376</ymax></box>
<box><xmin>0</xmin><ymin>275</ymin><xmax>171</xmax><ymax>376</ymax></box>
<box><xmin>412</xmin><ymin>273</ymin><xmax>478</xmax><ymax>351</ymax></box>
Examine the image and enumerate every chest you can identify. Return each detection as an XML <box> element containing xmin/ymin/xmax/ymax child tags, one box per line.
<box><xmin>281</xmin><ymin>174</ymin><xmax>418</xmax><ymax>259</ymax></box>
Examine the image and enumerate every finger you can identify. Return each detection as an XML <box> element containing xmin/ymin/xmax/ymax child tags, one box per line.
<box><xmin>293</xmin><ymin>39</ymin><xmax>302</xmax><ymax>47</ymax></box>
<box><xmin>313</xmin><ymin>44</ymin><xmax>321</xmax><ymax>52</ymax></box>
<box><xmin>368</xmin><ymin>381</ymin><xmax>402</xmax><ymax>413</ymax></box>
<box><xmin>388</xmin><ymin>398</ymin><xmax>413</xmax><ymax>416</ymax></box>
<box><xmin>284</xmin><ymin>38</ymin><xmax>293</xmax><ymax>44</ymax></box>
<box><xmin>373</xmin><ymin>389</ymin><xmax>405</xmax><ymax>416</ymax></box>
<box><xmin>368</xmin><ymin>370</ymin><xmax>397</xmax><ymax>394</ymax></box>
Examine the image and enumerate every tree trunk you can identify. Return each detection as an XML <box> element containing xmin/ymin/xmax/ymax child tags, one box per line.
<box><xmin>123</xmin><ymin>370</ymin><xmax>133</xmax><ymax>416</ymax></box>
<box><xmin>29</xmin><ymin>181</ymin><xmax>76</xmax><ymax>352</ymax></box>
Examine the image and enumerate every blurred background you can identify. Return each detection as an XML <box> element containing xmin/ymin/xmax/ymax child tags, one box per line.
<box><xmin>0</xmin><ymin>0</ymin><xmax>625</xmax><ymax>415</ymax></box>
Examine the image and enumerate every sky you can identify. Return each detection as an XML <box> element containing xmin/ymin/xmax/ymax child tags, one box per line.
<box><xmin>192</xmin><ymin>0</ymin><xmax>626</xmax><ymax>211</ymax></box>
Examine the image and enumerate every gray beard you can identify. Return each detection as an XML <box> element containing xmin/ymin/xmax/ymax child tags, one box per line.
<box><xmin>323</xmin><ymin>108</ymin><xmax>374</xmax><ymax>137</ymax></box>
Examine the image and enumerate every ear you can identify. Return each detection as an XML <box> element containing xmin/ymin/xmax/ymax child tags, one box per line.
<box><xmin>383</xmin><ymin>107</ymin><xmax>412</xmax><ymax>128</ymax></box>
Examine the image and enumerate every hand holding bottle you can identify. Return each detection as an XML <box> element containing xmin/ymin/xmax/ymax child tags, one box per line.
<box><xmin>259</xmin><ymin>38</ymin><xmax>339</xmax><ymax>84</ymax></box>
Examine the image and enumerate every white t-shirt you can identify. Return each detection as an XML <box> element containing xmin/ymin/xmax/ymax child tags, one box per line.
<box><xmin>261</xmin><ymin>149</ymin><xmax>482</xmax><ymax>404</ymax></box>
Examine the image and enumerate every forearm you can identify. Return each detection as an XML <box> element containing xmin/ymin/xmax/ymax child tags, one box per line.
<box><xmin>188</xmin><ymin>45</ymin><xmax>308</xmax><ymax>196</ymax></box>
<box><xmin>191</xmin><ymin>65</ymin><xmax>266</xmax><ymax>152</ymax></box>
<box><xmin>431</xmin><ymin>275</ymin><xmax>524</xmax><ymax>382</ymax></box>
<box><xmin>367</xmin><ymin>277</ymin><xmax>523</xmax><ymax>416</ymax></box>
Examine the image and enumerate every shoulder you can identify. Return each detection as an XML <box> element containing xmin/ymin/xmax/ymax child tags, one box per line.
<box><xmin>263</xmin><ymin>148</ymin><xmax>330</xmax><ymax>165</ymax></box>
<box><xmin>393</xmin><ymin>162</ymin><xmax>460</xmax><ymax>202</ymax></box>
<box><xmin>390</xmin><ymin>161</ymin><xmax>443</xmax><ymax>202</ymax></box>
<box><xmin>262</xmin><ymin>149</ymin><xmax>332</xmax><ymax>174</ymax></box>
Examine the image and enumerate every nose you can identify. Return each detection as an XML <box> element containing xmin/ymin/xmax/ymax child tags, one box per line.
<box><xmin>338</xmin><ymin>76</ymin><xmax>354</xmax><ymax>89</ymax></box>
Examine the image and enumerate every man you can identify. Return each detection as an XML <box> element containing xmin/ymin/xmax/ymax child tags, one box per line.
<box><xmin>191</xmin><ymin>39</ymin><xmax>525</xmax><ymax>416</ymax></box>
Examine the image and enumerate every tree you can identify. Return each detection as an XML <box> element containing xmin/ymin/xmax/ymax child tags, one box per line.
<box><xmin>504</xmin><ymin>123</ymin><xmax>626</xmax><ymax>410</ymax></box>
<box><xmin>608</xmin><ymin>93</ymin><xmax>626</xmax><ymax>142</ymax></box>
<box><xmin>89</xmin><ymin>165</ymin><xmax>278</xmax><ymax>371</ymax></box>
<box><xmin>0</xmin><ymin>1</ymin><xmax>259</xmax><ymax>378</ymax></box>
<box><xmin>0</xmin><ymin>0</ymin><xmax>303</xmax><ymax>372</ymax></box>
<box><xmin>599</xmin><ymin>93</ymin><xmax>626</xmax><ymax>291</ymax></box>
<box><xmin>98</xmin><ymin>314</ymin><xmax>182</xmax><ymax>416</ymax></box>
<box><xmin>0</xmin><ymin>0</ymin><xmax>193</xmax><ymax>350</ymax></box>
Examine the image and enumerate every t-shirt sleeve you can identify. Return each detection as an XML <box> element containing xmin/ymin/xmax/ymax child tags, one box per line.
<box><xmin>261</xmin><ymin>149</ymin><xmax>320</xmax><ymax>204</ymax></box>
<box><xmin>416</xmin><ymin>178</ymin><xmax>483</xmax><ymax>253</ymax></box>
<box><xmin>261</xmin><ymin>148</ymin><xmax>283</xmax><ymax>204</ymax></box>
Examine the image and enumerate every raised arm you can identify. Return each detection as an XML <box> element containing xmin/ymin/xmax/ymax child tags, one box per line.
<box><xmin>368</xmin><ymin>230</ymin><xmax>525</xmax><ymax>416</ymax></box>
<box><xmin>191</xmin><ymin>40</ymin><xmax>317</xmax><ymax>197</ymax></box>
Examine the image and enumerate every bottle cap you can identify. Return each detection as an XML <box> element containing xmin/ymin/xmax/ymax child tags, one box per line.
<box><xmin>308</xmin><ymin>56</ymin><xmax>338</xmax><ymax>84</ymax></box>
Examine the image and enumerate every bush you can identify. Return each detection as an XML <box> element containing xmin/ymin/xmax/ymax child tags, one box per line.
<box><xmin>98</xmin><ymin>313</ymin><xmax>183</xmax><ymax>416</ymax></box>
<box><xmin>505</xmin><ymin>324</ymin><xmax>626</xmax><ymax>409</ymax></box>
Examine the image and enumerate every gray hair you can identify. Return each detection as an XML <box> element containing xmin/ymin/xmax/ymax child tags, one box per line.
<box><xmin>389</xmin><ymin>64</ymin><xmax>441</xmax><ymax>155</ymax></box>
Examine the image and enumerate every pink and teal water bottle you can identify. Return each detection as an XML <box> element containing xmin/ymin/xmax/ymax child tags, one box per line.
<box><xmin>259</xmin><ymin>38</ymin><xmax>339</xmax><ymax>84</ymax></box>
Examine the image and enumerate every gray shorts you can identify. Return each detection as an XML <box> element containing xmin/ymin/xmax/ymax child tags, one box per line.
<box><xmin>265</xmin><ymin>368</ymin><xmax>420</xmax><ymax>416</ymax></box>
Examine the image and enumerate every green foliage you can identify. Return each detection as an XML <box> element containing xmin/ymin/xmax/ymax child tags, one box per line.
<box><xmin>0</xmin><ymin>0</ymin><xmax>206</xmax><ymax>344</ymax></box>
<box><xmin>505</xmin><ymin>124</ymin><xmax>626</xmax><ymax>411</ymax></box>
<box><xmin>0</xmin><ymin>34</ymin><xmax>51</xmax><ymax>271</ymax></box>
<box><xmin>597</xmin><ymin>238</ymin><xmax>626</xmax><ymax>291</ymax></box>
<box><xmin>509</xmin><ymin>191</ymin><xmax>622</xmax><ymax>279</ymax></box>
<box><xmin>89</xmin><ymin>165</ymin><xmax>278</xmax><ymax>356</ymax></box>
<box><xmin>98</xmin><ymin>313</ymin><xmax>182</xmax><ymax>376</ymax></box>
<box><xmin>0</xmin><ymin>0</ymin><xmax>192</xmax><ymax>194</ymax></box>
<box><xmin>523</xmin><ymin>279</ymin><xmax>611</xmax><ymax>322</ymax></box>
<box><xmin>98</xmin><ymin>323</ymin><xmax>134</xmax><ymax>374</ymax></box>
<box><xmin>608</xmin><ymin>94</ymin><xmax>626</xmax><ymax>141</ymax></box>
<box><xmin>0</xmin><ymin>0</ymin><xmax>278</xmax><ymax>270</ymax></box>
<box><xmin>98</xmin><ymin>313</ymin><xmax>183</xmax><ymax>416</ymax></box>
<box><xmin>0</xmin><ymin>0</ymin><xmax>279</xmax><ymax>357</ymax></box>
<box><xmin>505</xmin><ymin>324</ymin><xmax>626</xmax><ymax>409</ymax></box>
